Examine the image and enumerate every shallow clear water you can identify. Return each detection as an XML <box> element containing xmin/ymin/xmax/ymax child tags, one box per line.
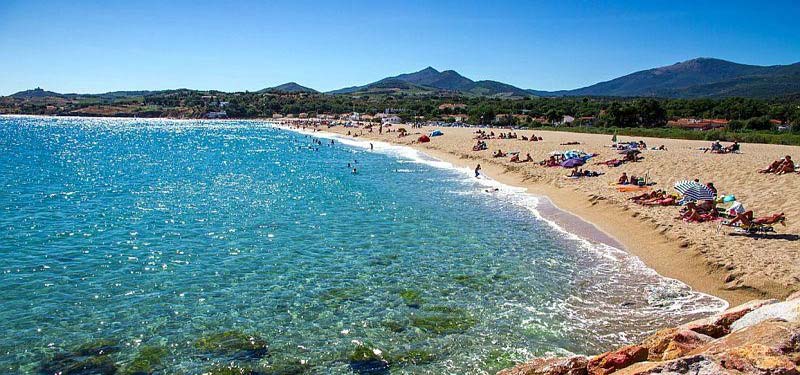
<box><xmin>0</xmin><ymin>116</ymin><xmax>724</xmax><ymax>374</ymax></box>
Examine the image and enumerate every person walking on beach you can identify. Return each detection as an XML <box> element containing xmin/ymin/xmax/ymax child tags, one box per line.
<box><xmin>475</xmin><ymin>164</ymin><xmax>481</xmax><ymax>178</ymax></box>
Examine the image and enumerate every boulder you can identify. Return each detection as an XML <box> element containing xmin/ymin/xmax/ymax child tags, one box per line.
<box><xmin>680</xmin><ymin>299</ymin><xmax>777</xmax><ymax>338</ymax></box>
<box><xmin>715</xmin><ymin>343</ymin><xmax>799</xmax><ymax>374</ymax></box>
<box><xmin>690</xmin><ymin>320</ymin><xmax>800</xmax><ymax>358</ymax></box>
<box><xmin>587</xmin><ymin>345</ymin><xmax>647</xmax><ymax>375</ymax></box>
<box><xmin>613</xmin><ymin>355</ymin><xmax>736</xmax><ymax>375</ymax></box>
<box><xmin>640</xmin><ymin>328</ymin><xmax>712</xmax><ymax>361</ymax></box>
<box><xmin>730</xmin><ymin>299</ymin><xmax>800</xmax><ymax>332</ymax></box>
<box><xmin>496</xmin><ymin>356</ymin><xmax>588</xmax><ymax>375</ymax></box>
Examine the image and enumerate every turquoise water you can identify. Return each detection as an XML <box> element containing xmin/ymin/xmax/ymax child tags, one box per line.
<box><xmin>0</xmin><ymin>116</ymin><xmax>724</xmax><ymax>374</ymax></box>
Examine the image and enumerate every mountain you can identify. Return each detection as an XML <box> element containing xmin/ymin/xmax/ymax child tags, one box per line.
<box><xmin>532</xmin><ymin>58</ymin><xmax>800</xmax><ymax>98</ymax></box>
<box><xmin>260</xmin><ymin>82</ymin><xmax>318</xmax><ymax>93</ymax></box>
<box><xmin>10</xmin><ymin>87</ymin><xmax>66</xmax><ymax>99</ymax></box>
<box><xmin>328</xmin><ymin>67</ymin><xmax>532</xmax><ymax>98</ymax></box>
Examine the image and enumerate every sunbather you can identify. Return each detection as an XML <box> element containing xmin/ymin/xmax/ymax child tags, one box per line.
<box><xmin>617</xmin><ymin>172</ymin><xmax>629</xmax><ymax>185</ymax></box>
<box><xmin>759</xmin><ymin>159</ymin><xmax>783</xmax><ymax>173</ymax></box>
<box><xmin>640</xmin><ymin>196</ymin><xmax>676</xmax><ymax>206</ymax></box>
<box><xmin>493</xmin><ymin>150</ymin><xmax>507</xmax><ymax>158</ymax></box>
<box><xmin>523</xmin><ymin>153</ymin><xmax>533</xmax><ymax>162</ymax></box>
<box><xmin>630</xmin><ymin>190</ymin><xmax>663</xmax><ymax>201</ymax></box>
<box><xmin>510</xmin><ymin>154</ymin><xmax>520</xmax><ymax>162</ymax></box>
<box><xmin>777</xmin><ymin>156</ymin><xmax>796</xmax><ymax>174</ymax></box>
<box><xmin>728</xmin><ymin>211</ymin><xmax>786</xmax><ymax>227</ymax></box>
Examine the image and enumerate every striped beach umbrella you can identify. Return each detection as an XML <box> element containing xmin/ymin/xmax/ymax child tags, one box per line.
<box><xmin>673</xmin><ymin>180</ymin><xmax>716</xmax><ymax>202</ymax></box>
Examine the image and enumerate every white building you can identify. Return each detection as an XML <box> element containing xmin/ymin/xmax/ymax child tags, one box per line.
<box><xmin>382</xmin><ymin>115</ymin><xmax>402</xmax><ymax>124</ymax></box>
<box><xmin>559</xmin><ymin>115</ymin><xmax>575</xmax><ymax>125</ymax></box>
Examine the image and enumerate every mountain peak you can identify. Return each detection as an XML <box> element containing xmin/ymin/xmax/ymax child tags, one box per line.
<box><xmin>420</xmin><ymin>66</ymin><xmax>439</xmax><ymax>74</ymax></box>
<box><xmin>261</xmin><ymin>82</ymin><xmax>317</xmax><ymax>93</ymax></box>
<box><xmin>11</xmin><ymin>87</ymin><xmax>64</xmax><ymax>99</ymax></box>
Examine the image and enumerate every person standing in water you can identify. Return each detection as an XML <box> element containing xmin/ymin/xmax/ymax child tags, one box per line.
<box><xmin>370</xmin><ymin>143</ymin><xmax>374</xmax><ymax>150</ymax></box>
<box><xmin>475</xmin><ymin>164</ymin><xmax>481</xmax><ymax>178</ymax></box>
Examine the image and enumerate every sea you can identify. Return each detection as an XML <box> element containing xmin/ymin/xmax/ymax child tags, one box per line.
<box><xmin>0</xmin><ymin>116</ymin><xmax>726</xmax><ymax>374</ymax></box>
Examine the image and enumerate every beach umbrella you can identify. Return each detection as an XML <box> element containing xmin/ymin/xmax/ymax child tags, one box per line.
<box><xmin>673</xmin><ymin>180</ymin><xmax>716</xmax><ymax>202</ymax></box>
<box><xmin>561</xmin><ymin>158</ymin><xmax>585</xmax><ymax>168</ymax></box>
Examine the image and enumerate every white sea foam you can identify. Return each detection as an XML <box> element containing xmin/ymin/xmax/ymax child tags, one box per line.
<box><xmin>273</xmin><ymin>123</ymin><xmax>729</xmax><ymax>315</ymax></box>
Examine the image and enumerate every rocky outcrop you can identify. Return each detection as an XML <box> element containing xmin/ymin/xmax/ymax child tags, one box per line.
<box><xmin>497</xmin><ymin>356</ymin><xmax>588</xmax><ymax>375</ymax></box>
<box><xmin>498</xmin><ymin>297</ymin><xmax>800</xmax><ymax>375</ymax></box>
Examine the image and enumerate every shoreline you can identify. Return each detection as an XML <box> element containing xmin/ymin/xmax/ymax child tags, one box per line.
<box><xmin>295</xmin><ymin>123</ymin><xmax>784</xmax><ymax>306</ymax></box>
<box><xmin>6</xmin><ymin>115</ymin><xmax>790</xmax><ymax>305</ymax></box>
<box><xmin>417</xmin><ymin>146</ymin><xmax>757</xmax><ymax>305</ymax></box>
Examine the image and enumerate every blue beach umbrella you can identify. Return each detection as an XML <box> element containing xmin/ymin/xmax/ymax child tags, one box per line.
<box><xmin>673</xmin><ymin>180</ymin><xmax>716</xmax><ymax>202</ymax></box>
<box><xmin>561</xmin><ymin>158</ymin><xmax>585</xmax><ymax>168</ymax></box>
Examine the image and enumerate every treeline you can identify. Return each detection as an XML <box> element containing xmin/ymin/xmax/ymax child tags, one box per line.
<box><xmin>210</xmin><ymin>93</ymin><xmax>800</xmax><ymax>131</ymax></box>
<box><xmin>3</xmin><ymin>90</ymin><xmax>800</xmax><ymax>132</ymax></box>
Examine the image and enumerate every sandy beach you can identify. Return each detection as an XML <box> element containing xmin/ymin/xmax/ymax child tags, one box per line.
<box><xmin>309</xmin><ymin>123</ymin><xmax>800</xmax><ymax>306</ymax></box>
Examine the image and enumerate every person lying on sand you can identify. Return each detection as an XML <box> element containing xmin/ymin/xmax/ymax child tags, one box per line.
<box><xmin>724</xmin><ymin>142</ymin><xmax>740</xmax><ymax>153</ymax></box>
<box><xmin>597</xmin><ymin>158</ymin><xmax>624</xmax><ymax>167</ymax></box>
<box><xmin>630</xmin><ymin>190</ymin><xmax>664</xmax><ymax>201</ymax></box>
<box><xmin>679</xmin><ymin>201</ymin><xmax>718</xmax><ymax>223</ymax></box>
<box><xmin>777</xmin><ymin>156</ymin><xmax>796</xmax><ymax>174</ymax></box>
<box><xmin>540</xmin><ymin>155</ymin><xmax>560</xmax><ymax>167</ymax></box>
<box><xmin>728</xmin><ymin>211</ymin><xmax>786</xmax><ymax>227</ymax></box>
<box><xmin>568</xmin><ymin>168</ymin><xmax>601</xmax><ymax>178</ymax></box>
<box><xmin>705</xmin><ymin>140</ymin><xmax>723</xmax><ymax>153</ymax></box>
<box><xmin>493</xmin><ymin>150</ymin><xmax>508</xmax><ymax>158</ymax></box>
<box><xmin>560</xmin><ymin>141</ymin><xmax>580</xmax><ymax>146</ymax></box>
<box><xmin>759</xmin><ymin>159</ymin><xmax>783</xmax><ymax>173</ymax></box>
<box><xmin>510</xmin><ymin>154</ymin><xmax>520</xmax><ymax>162</ymax></box>
<box><xmin>640</xmin><ymin>196</ymin><xmax>677</xmax><ymax>206</ymax></box>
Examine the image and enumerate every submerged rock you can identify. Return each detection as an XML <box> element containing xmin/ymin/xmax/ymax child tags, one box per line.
<box><xmin>398</xmin><ymin>289</ymin><xmax>423</xmax><ymax>308</ymax></box>
<box><xmin>386</xmin><ymin>348</ymin><xmax>436</xmax><ymax>366</ymax></box>
<box><xmin>40</xmin><ymin>339</ymin><xmax>120</xmax><ymax>375</ymax></box>
<box><xmin>348</xmin><ymin>343</ymin><xmax>389</xmax><ymax>375</ymax></box>
<box><xmin>409</xmin><ymin>306</ymin><xmax>476</xmax><ymax>334</ymax></box>
<box><xmin>381</xmin><ymin>319</ymin><xmax>406</xmax><ymax>333</ymax></box>
<box><xmin>483</xmin><ymin>350</ymin><xmax>520</xmax><ymax>373</ymax></box>
<box><xmin>203</xmin><ymin>364</ymin><xmax>267</xmax><ymax>375</ymax></box>
<box><xmin>195</xmin><ymin>331</ymin><xmax>269</xmax><ymax>360</ymax></box>
<box><xmin>496</xmin><ymin>355</ymin><xmax>588</xmax><ymax>375</ymax></box>
<box><xmin>119</xmin><ymin>346</ymin><xmax>168</xmax><ymax>375</ymax></box>
<box><xmin>40</xmin><ymin>353</ymin><xmax>117</xmax><ymax>375</ymax></box>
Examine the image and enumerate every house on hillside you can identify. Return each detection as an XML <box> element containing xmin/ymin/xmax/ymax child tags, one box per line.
<box><xmin>558</xmin><ymin>115</ymin><xmax>575</xmax><ymax>125</ymax></box>
<box><xmin>382</xmin><ymin>115</ymin><xmax>402</xmax><ymax>124</ymax></box>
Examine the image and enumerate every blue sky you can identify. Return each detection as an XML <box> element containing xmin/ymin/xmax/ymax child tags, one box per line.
<box><xmin>1</xmin><ymin>0</ymin><xmax>798</xmax><ymax>95</ymax></box>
